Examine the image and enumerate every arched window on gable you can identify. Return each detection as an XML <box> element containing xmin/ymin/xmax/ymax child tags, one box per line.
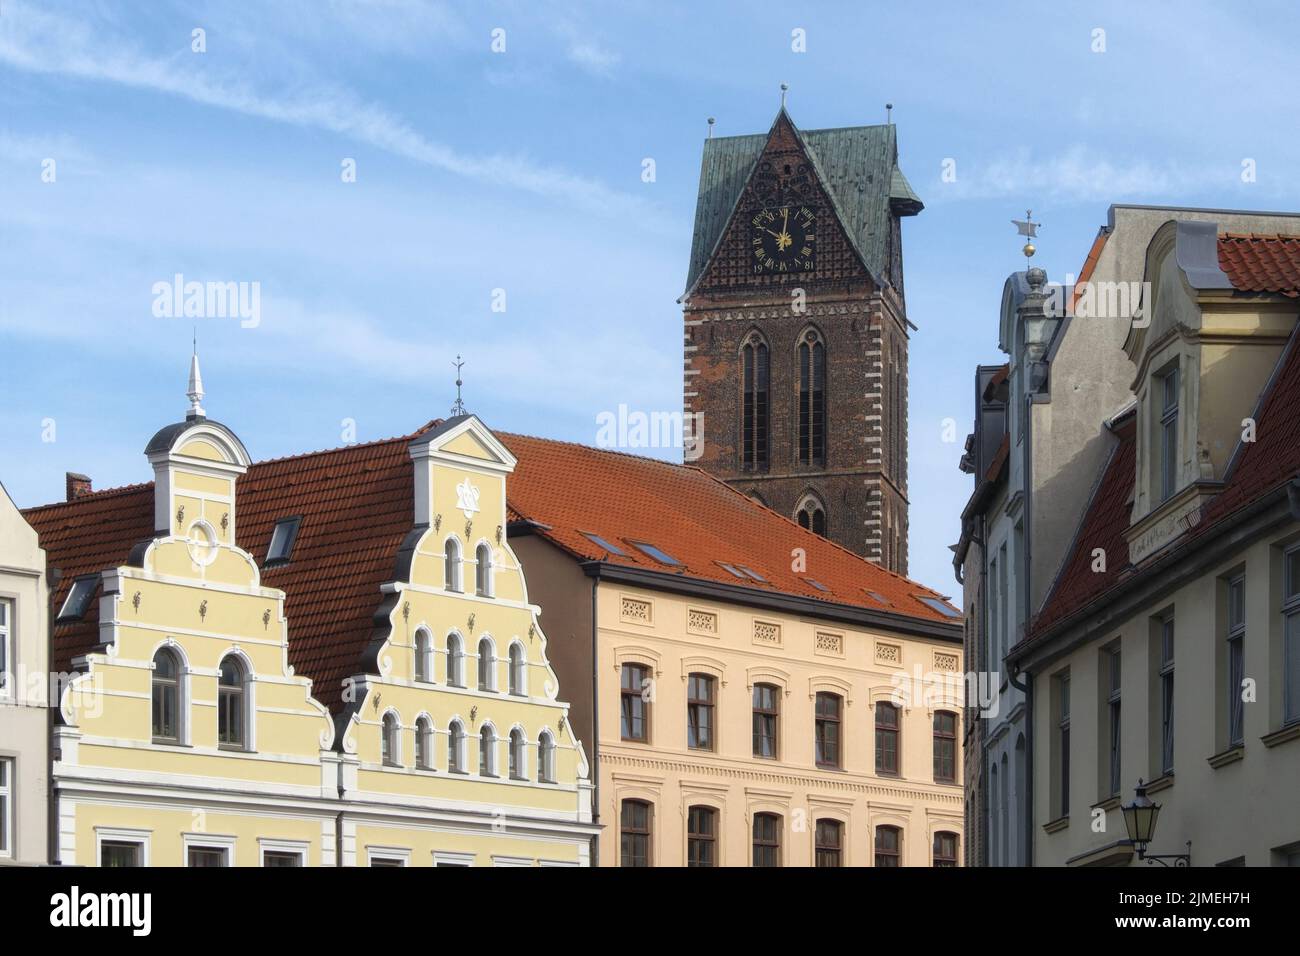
<box><xmin>446</xmin><ymin>633</ymin><xmax>464</xmax><ymax>687</ymax></box>
<box><xmin>741</xmin><ymin>331</ymin><xmax>770</xmax><ymax>472</ymax></box>
<box><xmin>537</xmin><ymin>730</ymin><xmax>556</xmax><ymax>783</ymax></box>
<box><xmin>508</xmin><ymin>642</ymin><xmax>527</xmax><ymax>696</ymax></box>
<box><xmin>152</xmin><ymin>647</ymin><xmax>183</xmax><ymax>744</ymax></box>
<box><xmin>415</xmin><ymin>716</ymin><xmax>433</xmax><ymax>770</ymax></box>
<box><xmin>479</xmin><ymin>724</ymin><xmax>497</xmax><ymax>777</ymax></box>
<box><xmin>444</xmin><ymin>538</ymin><xmax>462</xmax><ymax>592</ymax></box>
<box><xmin>477</xmin><ymin>637</ymin><xmax>496</xmax><ymax>692</ymax></box>
<box><xmin>414</xmin><ymin>628</ymin><xmax>433</xmax><ymax>683</ymax></box>
<box><xmin>448</xmin><ymin>719</ymin><xmax>466</xmax><ymax>773</ymax></box>
<box><xmin>798</xmin><ymin>328</ymin><xmax>826</xmax><ymax>466</ymax></box>
<box><xmin>381</xmin><ymin>712</ymin><xmax>401</xmax><ymax>767</ymax></box>
<box><xmin>509</xmin><ymin>728</ymin><xmax>527</xmax><ymax>780</ymax></box>
<box><xmin>217</xmin><ymin>654</ymin><xmax>249</xmax><ymax>750</ymax></box>
<box><xmin>475</xmin><ymin>542</ymin><xmax>493</xmax><ymax>597</ymax></box>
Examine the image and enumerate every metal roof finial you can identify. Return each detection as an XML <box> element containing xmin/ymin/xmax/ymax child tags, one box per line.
<box><xmin>450</xmin><ymin>355</ymin><xmax>467</xmax><ymax>417</ymax></box>
<box><xmin>186</xmin><ymin>329</ymin><xmax>205</xmax><ymax>420</ymax></box>
<box><xmin>707</xmin><ymin>117</ymin><xmax>715</xmax><ymax>139</ymax></box>
<box><xmin>886</xmin><ymin>102</ymin><xmax>893</xmax><ymax>124</ymax></box>
<box><xmin>780</xmin><ymin>83</ymin><xmax>788</xmax><ymax>109</ymax></box>
<box><xmin>1012</xmin><ymin>209</ymin><xmax>1041</xmax><ymax>261</ymax></box>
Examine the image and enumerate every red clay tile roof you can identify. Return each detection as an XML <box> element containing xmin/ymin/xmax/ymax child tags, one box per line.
<box><xmin>1070</xmin><ymin>228</ymin><xmax>1110</xmax><ymax>313</ymax></box>
<box><xmin>24</xmin><ymin>419</ymin><xmax>958</xmax><ymax>712</ymax></box>
<box><xmin>499</xmin><ymin>432</ymin><xmax>959</xmax><ymax>625</ymax></box>
<box><xmin>24</xmin><ymin>426</ymin><xmax>432</xmax><ymax>712</ymax></box>
<box><xmin>1029</xmin><ymin>320</ymin><xmax>1300</xmax><ymax>645</ymax></box>
<box><xmin>1025</xmin><ymin>414</ymin><xmax>1135</xmax><ymax>639</ymax></box>
<box><xmin>1218</xmin><ymin>234</ymin><xmax>1300</xmax><ymax>298</ymax></box>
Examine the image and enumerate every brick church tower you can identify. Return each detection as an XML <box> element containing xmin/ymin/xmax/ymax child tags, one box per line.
<box><xmin>681</xmin><ymin>107</ymin><xmax>922</xmax><ymax>573</ymax></box>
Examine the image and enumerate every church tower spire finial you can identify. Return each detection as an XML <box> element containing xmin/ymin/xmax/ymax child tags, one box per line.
<box><xmin>780</xmin><ymin>83</ymin><xmax>788</xmax><ymax>109</ymax></box>
<box><xmin>187</xmin><ymin>331</ymin><xmax>206</xmax><ymax>420</ymax></box>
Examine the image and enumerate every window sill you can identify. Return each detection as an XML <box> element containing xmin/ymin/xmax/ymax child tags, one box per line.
<box><xmin>151</xmin><ymin>739</ymin><xmax>192</xmax><ymax>748</ymax></box>
<box><xmin>1262</xmin><ymin>722</ymin><xmax>1300</xmax><ymax>749</ymax></box>
<box><xmin>1145</xmin><ymin>773</ymin><xmax>1175</xmax><ymax>794</ymax></box>
<box><xmin>217</xmin><ymin>744</ymin><xmax>252</xmax><ymax>754</ymax></box>
<box><xmin>1091</xmin><ymin>796</ymin><xmax>1121</xmax><ymax>813</ymax></box>
<box><xmin>1042</xmin><ymin>816</ymin><xmax>1069</xmax><ymax>834</ymax></box>
<box><xmin>1207</xmin><ymin>746</ymin><xmax>1245</xmax><ymax>768</ymax></box>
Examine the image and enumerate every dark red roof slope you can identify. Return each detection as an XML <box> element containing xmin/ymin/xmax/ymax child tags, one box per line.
<box><xmin>500</xmin><ymin>433</ymin><xmax>958</xmax><ymax>624</ymax></box>
<box><xmin>25</xmin><ymin>427</ymin><xmax>429</xmax><ymax>711</ymax></box>
<box><xmin>1218</xmin><ymin>234</ymin><xmax>1300</xmax><ymax>298</ymax></box>
<box><xmin>1027</xmin><ymin>415</ymin><xmax>1135</xmax><ymax>638</ymax></box>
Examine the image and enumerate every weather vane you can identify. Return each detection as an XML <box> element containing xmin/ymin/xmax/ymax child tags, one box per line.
<box><xmin>1012</xmin><ymin>209</ymin><xmax>1040</xmax><ymax>261</ymax></box>
<box><xmin>451</xmin><ymin>355</ymin><xmax>467</xmax><ymax>416</ymax></box>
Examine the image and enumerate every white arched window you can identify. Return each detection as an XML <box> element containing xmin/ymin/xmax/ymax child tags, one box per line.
<box><xmin>479</xmin><ymin>724</ymin><xmax>497</xmax><ymax>777</ymax></box>
<box><xmin>478</xmin><ymin>637</ymin><xmax>496</xmax><ymax>692</ymax></box>
<box><xmin>475</xmin><ymin>542</ymin><xmax>493</xmax><ymax>597</ymax></box>
<box><xmin>508</xmin><ymin>642</ymin><xmax>527</xmax><ymax>696</ymax></box>
<box><xmin>444</xmin><ymin>538</ymin><xmax>462</xmax><ymax>592</ymax></box>
<box><xmin>446</xmin><ymin>633</ymin><xmax>464</xmax><ymax>687</ymax></box>
<box><xmin>509</xmin><ymin>728</ymin><xmax>527</xmax><ymax>780</ymax></box>
<box><xmin>381</xmin><ymin>711</ymin><xmax>401</xmax><ymax>767</ymax></box>
<box><xmin>151</xmin><ymin>646</ymin><xmax>184</xmax><ymax>743</ymax></box>
<box><xmin>538</xmin><ymin>730</ymin><xmax>556</xmax><ymax>784</ymax></box>
<box><xmin>415</xmin><ymin>716</ymin><xmax>433</xmax><ymax>770</ymax></box>
<box><xmin>448</xmin><ymin>720</ymin><xmax>466</xmax><ymax>772</ymax></box>
<box><xmin>414</xmin><ymin>628</ymin><xmax>433</xmax><ymax>683</ymax></box>
<box><xmin>217</xmin><ymin>654</ymin><xmax>249</xmax><ymax>750</ymax></box>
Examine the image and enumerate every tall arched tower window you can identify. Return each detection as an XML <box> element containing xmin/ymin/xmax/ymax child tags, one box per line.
<box><xmin>798</xmin><ymin>329</ymin><xmax>826</xmax><ymax>466</ymax></box>
<box><xmin>741</xmin><ymin>331</ymin><xmax>770</xmax><ymax>471</ymax></box>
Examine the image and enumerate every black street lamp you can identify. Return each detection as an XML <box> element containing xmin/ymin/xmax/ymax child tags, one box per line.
<box><xmin>1121</xmin><ymin>779</ymin><xmax>1191</xmax><ymax>866</ymax></box>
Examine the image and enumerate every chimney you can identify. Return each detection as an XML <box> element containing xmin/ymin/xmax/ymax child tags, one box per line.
<box><xmin>66</xmin><ymin>472</ymin><xmax>92</xmax><ymax>501</ymax></box>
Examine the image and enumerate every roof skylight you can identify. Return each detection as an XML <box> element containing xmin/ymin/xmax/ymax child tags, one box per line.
<box><xmin>581</xmin><ymin>532</ymin><xmax>626</xmax><ymax>556</ymax></box>
<box><xmin>627</xmin><ymin>540</ymin><xmax>683</xmax><ymax>567</ymax></box>
<box><xmin>58</xmin><ymin>575</ymin><xmax>99</xmax><ymax>623</ymax></box>
<box><xmin>918</xmin><ymin>596</ymin><xmax>963</xmax><ymax>618</ymax></box>
<box><xmin>266</xmin><ymin>516</ymin><xmax>302</xmax><ymax>567</ymax></box>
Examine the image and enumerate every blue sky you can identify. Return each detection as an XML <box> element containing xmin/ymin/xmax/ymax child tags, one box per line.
<box><xmin>2</xmin><ymin>0</ymin><xmax>1298</xmax><ymax>595</ymax></box>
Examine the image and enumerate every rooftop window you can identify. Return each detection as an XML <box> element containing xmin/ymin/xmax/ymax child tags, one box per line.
<box><xmin>627</xmin><ymin>540</ymin><xmax>682</xmax><ymax>567</ymax></box>
<box><xmin>865</xmin><ymin>590</ymin><xmax>892</xmax><ymax>606</ymax></box>
<box><xmin>717</xmin><ymin>562</ymin><xmax>748</xmax><ymax>580</ymax></box>
<box><xmin>266</xmin><ymin>516</ymin><xmax>302</xmax><ymax>566</ymax></box>
<box><xmin>580</xmin><ymin>532</ymin><xmax>626</xmax><ymax>556</ymax></box>
<box><xmin>805</xmin><ymin>578</ymin><xmax>830</xmax><ymax>592</ymax></box>
<box><xmin>58</xmin><ymin>575</ymin><xmax>99</xmax><ymax>622</ymax></box>
<box><xmin>917</xmin><ymin>596</ymin><xmax>962</xmax><ymax>618</ymax></box>
<box><xmin>736</xmin><ymin>566</ymin><xmax>767</xmax><ymax>583</ymax></box>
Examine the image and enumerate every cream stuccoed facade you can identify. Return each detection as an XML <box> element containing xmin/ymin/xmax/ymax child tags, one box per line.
<box><xmin>26</xmin><ymin>363</ymin><xmax>596</xmax><ymax>866</ymax></box>
<box><xmin>0</xmin><ymin>482</ymin><xmax>50</xmax><ymax>865</ymax></box>
<box><xmin>1012</xmin><ymin>219</ymin><xmax>1300</xmax><ymax>866</ymax></box>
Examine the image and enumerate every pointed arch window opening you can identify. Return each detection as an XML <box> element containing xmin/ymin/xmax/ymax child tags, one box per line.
<box><xmin>798</xmin><ymin>331</ymin><xmax>826</xmax><ymax>466</ymax></box>
<box><xmin>742</xmin><ymin>333</ymin><xmax>770</xmax><ymax>472</ymax></box>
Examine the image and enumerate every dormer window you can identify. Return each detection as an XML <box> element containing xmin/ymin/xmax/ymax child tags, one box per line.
<box><xmin>1157</xmin><ymin>364</ymin><xmax>1180</xmax><ymax>502</ymax></box>
<box><xmin>58</xmin><ymin>575</ymin><xmax>99</xmax><ymax>623</ymax></box>
<box><xmin>265</xmin><ymin>516</ymin><xmax>301</xmax><ymax>567</ymax></box>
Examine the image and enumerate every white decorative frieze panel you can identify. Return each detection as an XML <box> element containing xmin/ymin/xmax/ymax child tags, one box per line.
<box><xmin>687</xmin><ymin>608</ymin><xmax>718</xmax><ymax>635</ymax></box>
<box><xmin>620</xmin><ymin>596</ymin><xmax>653</xmax><ymax>625</ymax></box>
<box><xmin>933</xmin><ymin>651</ymin><xmax>960</xmax><ymax>673</ymax></box>
<box><xmin>814</xmin><ymin>631</ymin><xmax>844</xmax><ymax>657</ymax></box>
<box><xmin>752</xmin><ymin>620</ymin><xmax>782</xmax><ymax>646</ymax></box>
<box><xmin>875</xmin><ymin>642</ymin><xmax>902</xmax><ymax>665</ymax></box>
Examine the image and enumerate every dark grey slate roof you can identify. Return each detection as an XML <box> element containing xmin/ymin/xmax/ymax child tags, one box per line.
<box><xmin>683</xmin><ymin>112</ymin><xmax>923</xmax><ymax>296</ymax></box>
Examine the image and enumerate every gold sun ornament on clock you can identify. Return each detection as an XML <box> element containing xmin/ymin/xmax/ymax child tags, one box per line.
<box><xmin>751</xmin><ymin>205</ymin><xmax>816</xmax><ymax>274</ymax></box>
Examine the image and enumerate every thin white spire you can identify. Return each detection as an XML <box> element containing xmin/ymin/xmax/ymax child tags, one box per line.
<box><xmin>187</xmin><ymin>331</ymin><xmax>205</xmax><ymax>419</ymax></box>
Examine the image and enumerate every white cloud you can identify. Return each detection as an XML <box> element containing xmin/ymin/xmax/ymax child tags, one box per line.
<box><xmin>0</xmin><ymin>1</ymin><xmax>652</xmax><ymax>220</ymax></box>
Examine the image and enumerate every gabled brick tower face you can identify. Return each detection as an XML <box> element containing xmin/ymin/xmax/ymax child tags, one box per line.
<box><xmin>681</xmin><ymin>109</ymin><xmax>922</xmax><ymax>573</ymax></box>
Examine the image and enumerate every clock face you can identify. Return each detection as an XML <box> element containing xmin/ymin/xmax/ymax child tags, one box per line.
<box><xmin>750</xmin><ymin>205</ymin><xmax>816</xmax><ymax>274</ymax></box>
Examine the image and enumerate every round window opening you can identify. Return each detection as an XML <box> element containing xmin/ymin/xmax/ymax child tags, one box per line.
<box><xmin>188</xmin><ymin>519</ymin><xmax>219</xmax><ymax>567</ymax></box>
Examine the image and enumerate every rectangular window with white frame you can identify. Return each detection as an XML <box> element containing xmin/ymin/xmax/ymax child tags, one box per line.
<box><xmin>0</xmin><ymin>599</ymin><xmax>11</xmax><ymax>696</ymax></box>
<box><xmin>96</xmin><ymin>827</ymin><xmax>151</xmax><ymax>867</ymax></box>
<box><xmin>1051</xmin><ymin>670</ymin><xmax>1070</xmax><ymax>819</ymax></box>
<box><xmin>1155</xmin><ymin>615</ymin><xmax>1174</xmax><ymax>776</ymax></box>
<box><xmin>1227</xmin><ymin>575</ymin><xmax>1246</xmax><ymax>747</ymax></box>
<box><xmin>1157</xmin><ymin>363</ymin><xmax>1180</xmax><ymax>503</ymax></box>
<box><xmin>259</xmin><ymin>839</ymin><xmax>308</xmax><ymax>867</ymax></box>
<box><xmin>0</xmin><ymin>757</ymin><xmax>11</xmax><ymax>858</ymax></box>
<box><xmin>1284</xmin><ymin>547</ymin><xmax>1300</xmax><ymax>727</ymax></box>
<box><xmin>1101</xmin><ymin>643</ymin><xmax>1122</xmax><ymax>798</ymax></box>
<box><xmin>183</xmin><ymin>833</ymin><xmax>236</xmax><ymax>867</ymax></box>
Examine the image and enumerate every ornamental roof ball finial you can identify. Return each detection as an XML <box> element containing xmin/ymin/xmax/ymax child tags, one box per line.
<box><xmin>1027</xmin><ymin>266</ymin><xmax>1047</xmax><ymax>291</ymax></box>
